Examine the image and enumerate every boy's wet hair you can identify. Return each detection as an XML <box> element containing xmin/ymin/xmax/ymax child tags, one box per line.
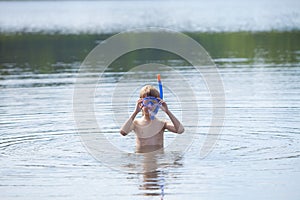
<box><xmin>140</xmin><ymin>85</ymin><xmax>160</xmax><ymax>98</ymax></box>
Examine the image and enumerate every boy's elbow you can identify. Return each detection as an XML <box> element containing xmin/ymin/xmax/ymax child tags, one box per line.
<box><xmin>120</xmin><ymin>130</ymin><xmax>128</xmax><ymax>136</ymax></box>
<box><xmin>177</xmin><ymin>125</ymin><xmax>184</xmax><ymax>134</ymax></box>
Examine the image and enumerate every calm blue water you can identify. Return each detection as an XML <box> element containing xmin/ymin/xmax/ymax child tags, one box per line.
<box><xmin>1</xmin><ymin>1</ymin><xmax>300</xmax><ymax>200</ymax></box>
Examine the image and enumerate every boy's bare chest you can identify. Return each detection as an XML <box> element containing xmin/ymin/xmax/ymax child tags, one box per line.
<box><xmin>134</xmin><ymin>119</ymin><xmax>164</xmax><ymax>138</ymax></box>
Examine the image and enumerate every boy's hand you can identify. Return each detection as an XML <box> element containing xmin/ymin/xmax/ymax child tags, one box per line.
<box><xmin>158</xmin><ymin>98</ymin><xmax>169</xmax><ymax>113</ymax></box>
<box><xmin>134</xmin><ymin>98</ymin><xmax>143</xmax><ymax>114</ymax></box>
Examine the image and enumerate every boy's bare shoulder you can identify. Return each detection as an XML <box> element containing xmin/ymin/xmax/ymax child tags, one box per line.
<box><xmin>133</xmin><ymin>118</ymin><xmax>143</xmax><ymax>125</ymax></box>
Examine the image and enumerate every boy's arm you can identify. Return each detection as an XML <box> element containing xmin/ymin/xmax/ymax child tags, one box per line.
<box><xmin>120</xmin><ymin>111</ymin><xmax>138</xmax><ymax>136</ymax></box>
<box><xmin>120</xmin><ymin>98</ymin><xmax>143</xmax><ymax>136</ymax></box>
<box><xmin>164</xmin><ymin>110</ymin><xmax>184</xmax><ymax>134</ymax></box>
<box><xmin>159</xmin><ymin>99</ymin><xmax>184</xmax><ymax>134</ymax></box>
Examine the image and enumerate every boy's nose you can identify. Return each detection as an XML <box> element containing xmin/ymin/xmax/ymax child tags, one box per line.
<box><xmin>143</xmin><ymin>107</ymin><xmax>149</xmax><ymax>112</ymax></box>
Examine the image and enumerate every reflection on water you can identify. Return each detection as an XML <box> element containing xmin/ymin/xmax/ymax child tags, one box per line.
<box><xmin>136</xmin><ymin>147</ymin><xmax>184</xmax><ymax>199</ymax></box>
<box><xmin>1</xmin><ymin>31</ymin><xmax>300</xmax><ymax>199</ymax></box>
<box><xmin>138</xmin><ymin>148</ymin><xmax>165</xmax><ymax>199</ymax></box>
<box><xmin>141</xmin><ymin>170</ymin><xmax>165</xmax><ymax>199</ymax></box>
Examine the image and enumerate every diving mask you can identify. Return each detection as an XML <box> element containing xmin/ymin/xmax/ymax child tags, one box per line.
<box><xmin>142</xmin><ymin>96</ymin><xmax>161</xmax><ymax>120</ymax></box>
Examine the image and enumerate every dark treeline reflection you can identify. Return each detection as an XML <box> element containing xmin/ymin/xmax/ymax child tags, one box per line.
<box><xmin>0</xmin><ymin>31</ymin><xmax>299</xmax><ymax>75</ymax></box>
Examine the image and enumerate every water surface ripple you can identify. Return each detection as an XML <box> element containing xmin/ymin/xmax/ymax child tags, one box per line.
<box><xmin>1</xmin><ymin>59</ymin><xmax>299</xmax><ymax>199</ymax></box>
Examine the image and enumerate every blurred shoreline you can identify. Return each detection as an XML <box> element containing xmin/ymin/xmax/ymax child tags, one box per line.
<box><xmin>1</xmin><ymin>31</ymin><xmax>299</xmax><ymax>75</ymax></box>
<box><xmin>1</xmin><ymin>0</ymin><xmax>299</xmax><ymax>73</ymax></box>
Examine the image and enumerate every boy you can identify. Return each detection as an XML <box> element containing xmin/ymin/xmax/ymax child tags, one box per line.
<box><xmin>120</xmin><ymin>85</ymin><xmax>184</xmax><ymax>152</ymax></box>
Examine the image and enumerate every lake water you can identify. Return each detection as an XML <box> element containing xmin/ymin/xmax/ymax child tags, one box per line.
<box><xmin>1</xmin><ymin>1</ymin><xmax>300</xmax><ymax>200</ymax></box>
<box><xmin>0</xmin><ymin>0</ymin><xmax>300</xmax><ymax>33</ymax></box>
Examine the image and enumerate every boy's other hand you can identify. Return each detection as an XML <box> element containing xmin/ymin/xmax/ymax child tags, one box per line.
<box><xmin>134</xmin><ymin>98</ymin><xmax>143</xmax><ymax>114</ymax></box>
<box><xmin>158</xmin><ymin>98</ymin><xmax>169</xmax><ymax>113</ymax></box>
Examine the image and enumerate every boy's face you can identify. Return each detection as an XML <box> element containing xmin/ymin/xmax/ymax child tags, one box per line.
<box><xmin>142</xmin><ymin>105</ymin><xmax>150</xmax><ymax>115</ymax></box>
<box><xmin>141</xmin><ymin>96</ymin><xmax>160</xmax><ymax>116</ymax></box>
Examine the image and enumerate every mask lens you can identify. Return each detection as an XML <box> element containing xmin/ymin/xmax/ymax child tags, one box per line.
<box><xmin>142</xmin><ymin>97</ymin><xmax>160</xmax><ymax>120</ymax></box>
<box><xmin>143</xmin><ymin>97</ymin><xmax>160</xmax><ymax>109</ymax></box>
